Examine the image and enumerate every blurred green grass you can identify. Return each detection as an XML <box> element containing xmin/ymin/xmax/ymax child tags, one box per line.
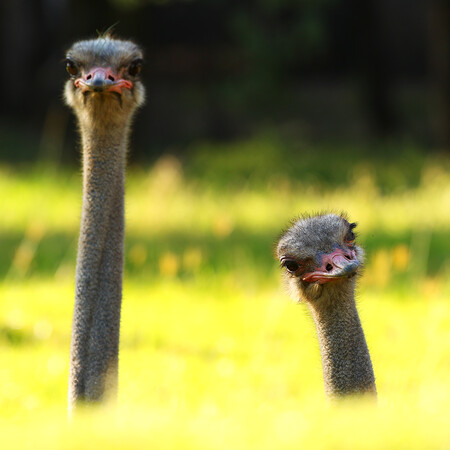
<box><xmin>1</xmin><ymin>138</ymin><xmax>450</xmax><ymax>448</ymax></box>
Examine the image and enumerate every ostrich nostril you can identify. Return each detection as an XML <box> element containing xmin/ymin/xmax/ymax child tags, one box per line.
<box><xmin>326</xmin><ymin>263</ymin><xmax>333</xmax><ymax>272</ymax></box>
<box><xmin>108</xmin><ymin>75</ymin><xmax>115</xmax><ymax>82</ymax></box>
<box><xmin>86</xmin><ymin>74</ymin><xmax>92</xmax><ymax>80</ymax></box>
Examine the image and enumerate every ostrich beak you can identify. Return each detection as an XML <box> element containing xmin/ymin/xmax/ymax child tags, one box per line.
<box><xmin>75</xmin><ymin>67</ymin><xmax>133</xmax><ymax>94</ymax></box>
<box><xmin>302</xmin><ymin>248</ymin><xmax>360</xmax><ymax>284</ymax></box>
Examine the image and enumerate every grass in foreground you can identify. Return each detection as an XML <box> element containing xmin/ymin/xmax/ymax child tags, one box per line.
<box><xmin>1</xmin><ymin>139</ymin><xmax>449</xmax><ymax>448</ymax></box>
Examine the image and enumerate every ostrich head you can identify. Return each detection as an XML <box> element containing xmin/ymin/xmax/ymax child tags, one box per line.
<box><xmin>64</xmin><ymin>37</ymin><xmax>145</xmax><ymax>127</ymax></box>
<box><xmin>276</xmin><ymin>213</ymin><xmax>364</xmax><ymax>304</ymax></box>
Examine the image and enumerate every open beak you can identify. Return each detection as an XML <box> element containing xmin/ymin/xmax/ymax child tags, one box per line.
<box><xmin>74</xmin><ymin>67</ymin><xmax>133</xmax><ymax>94</ymax></box>
<box><xmin>302</xmin><ymin>248</ymin><xmax>360</xmax><ymax>284</ymax></box>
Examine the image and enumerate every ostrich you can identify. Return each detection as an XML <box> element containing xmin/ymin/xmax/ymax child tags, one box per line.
<box><xmin>64</xmin><ymin>36</ymin><xmax>145</xmax><ymax>410</ymax></box>
<box><xmin>276</xmin><ymin>213</ymin><xmax>376</xmax><ymax>398</ymax></box>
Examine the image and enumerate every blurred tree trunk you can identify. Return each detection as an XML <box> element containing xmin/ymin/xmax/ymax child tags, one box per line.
<box><xmin>357</xmin><ymin>0</ymin><xmax>397</xmax><ymax>138</ymax></box>
<box><xmin>0</xmin><ymin>0</ymin><xmax>38</xmax><ymax>117</ymax></box>
<box><xmin>428</xmin><ymin>0</ymin><xmax>450</xmax><ymax>150</ymax></box>
<box><xmin>0</xmin><ymin>0</ymin><xmax>71</xmax><ymax>162</ymax></box>
<box><xmin>0</xmin><ymin>0</ymin><xmax>69</xmax><ymax>118</ymax></box>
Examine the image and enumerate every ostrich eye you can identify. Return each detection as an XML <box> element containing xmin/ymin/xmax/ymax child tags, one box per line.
<box><xmin>281</xmin><ymin>259</ymin><xmax>300</xmax><ymax>273</ymax></box>
<box><xmin>66</xmin><ymin>59</ymin><xmax>79</xmax><ymax>76</ymax></box>
<box><xmin>128</xmin><ymin>59</ymin><xmax>143</xmax><ymax>76</ymax></box>
<box><xmin>346</xmin><ymin>223</ymin><xmax>357</xmax><ymax>244</ymax></box>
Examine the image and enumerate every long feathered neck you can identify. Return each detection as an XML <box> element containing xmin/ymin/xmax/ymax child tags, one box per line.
<box><xmin>308</xmin><ymin>288</ymin><xmax>376</xmax><ymax>398</ymax></box>
<box><xmin>69</xmin><ymin>114</ymin><xmax>130</xmax><ymax>411</ymax></box>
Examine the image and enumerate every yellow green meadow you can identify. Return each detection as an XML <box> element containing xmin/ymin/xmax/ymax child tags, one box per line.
<box><xmin>1</xmin><ymin>138</ymin><xmax>449</xmax><ymax>448</ymax></box>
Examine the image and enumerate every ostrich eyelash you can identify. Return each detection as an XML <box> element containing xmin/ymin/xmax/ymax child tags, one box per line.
<box><xmin>280</xmin><ymin>258</ymin><xmax>301</xmax><ymax>273</ymax></box>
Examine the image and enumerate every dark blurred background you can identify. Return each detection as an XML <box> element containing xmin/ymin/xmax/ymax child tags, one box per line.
<box><xmin>0</xmin><ymin>0</ymin><xmax>448</xmax><ymax>164</ymax></box>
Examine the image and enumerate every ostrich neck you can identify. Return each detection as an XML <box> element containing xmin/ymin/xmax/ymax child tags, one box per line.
<box><xmin>308</xmin><ymin>290</ymin><xmax>376</xmax><ymax>398</ymax></box>
<box><xmin>69</xmin><ymin>120</ymin><xmax>130</xmax><ymax>409</ymax></box>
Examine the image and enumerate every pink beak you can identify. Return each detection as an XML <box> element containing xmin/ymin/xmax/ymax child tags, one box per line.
<box><xmin>302</xmin><ymin>247</ymin><xmax>359</xmax><ymax>284</ymax></box>
<box><xmin>74</xmin><ymin>67</ymin><xmax>133</xmax><ymax>94</ymax></box>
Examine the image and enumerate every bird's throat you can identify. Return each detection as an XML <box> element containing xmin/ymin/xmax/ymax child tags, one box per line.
<box><xmin>308</xmin><ymin>294</ymin><xmax>377</xmax><ymax>398</ymax></box>
<box><xmin>69</xmin><ymin>132</ymin><xmax>127</xmax><ymax>410</ymax></box>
